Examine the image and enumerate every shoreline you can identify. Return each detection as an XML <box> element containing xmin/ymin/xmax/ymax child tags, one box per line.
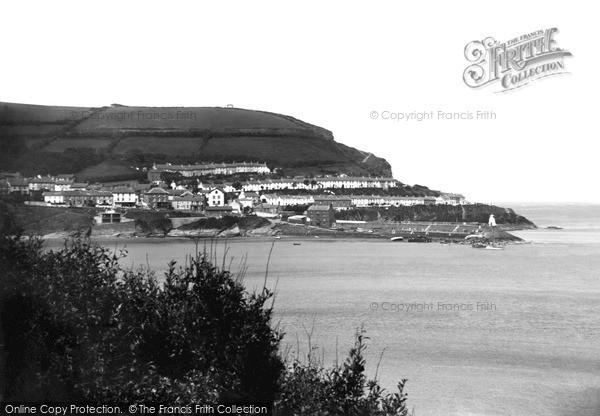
<box><xmin>41</xmin><ymin>229</ymin><xmax>532</xmax><ymax>246</ymax></box>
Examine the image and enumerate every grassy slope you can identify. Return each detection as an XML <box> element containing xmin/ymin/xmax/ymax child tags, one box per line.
<box><xmin>5</xmin><ymin>204</ymin><xmax>95</xmax><ymax>235</ymax></box>
<box><xmin>0</xmin><ymin>102</ymin><xmax>392</xmax><ymax>179</ymax></box>
<box><xmin>73</xmin><ymin>106</ymin><xmax>314</xmax><ymax>131</ymax></box>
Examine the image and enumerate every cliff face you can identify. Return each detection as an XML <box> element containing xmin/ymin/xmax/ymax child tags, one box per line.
<box><xmin>0</xmin><ymin>102</ymin><xmax>392</xmax><ymax>180</ymax></box>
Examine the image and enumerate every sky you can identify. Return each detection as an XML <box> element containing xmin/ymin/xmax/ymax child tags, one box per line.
<box><xmin>1</xmin><ymin>1</ymin><xmax>597</xmax><ymax>203</ymax></box>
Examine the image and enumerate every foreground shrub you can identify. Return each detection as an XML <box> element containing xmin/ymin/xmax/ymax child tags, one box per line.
<box><xmin>274</xmin><ymin>329</ymin><xmax>409</xmax><ymax>416</ymax></box>
<box><xmin>0</xmin><ymin>234</ymin><xmax>282</xmax><ymax>403</ymax></box>
<box><xmin>1</xmin><ymin>232</ymin><xmax>410</xmax><ymax>414</ymax></box>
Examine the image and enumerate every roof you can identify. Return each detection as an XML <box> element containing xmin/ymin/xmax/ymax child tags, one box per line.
<box><xmin>111</xmin><ymin>187</ymin><xmax>137</xmax><ymax>193</ymax></box>
<box><xmin>255</xmin><ymin>203</ymin><xmax>278</xmax><ymax>209</ymax></box>
<box><xmin>168</xmin><ymin>189</ymin><xmax>188</xmax><ymax>196</ymax></box>
<box><xmin>43</xmin><ymin>190</ymin><xmax>113</xmax><ymax>197</ymax></box>
<box><xmin>44</xmin><ymin>191</ymin><xmax>74</xmax><ymax>197</ymax></box>
<box><xmin>308</xmin><ymin>205</ymin><xmax>333</xmax><ymax>211</ymax></box>
<box><xmin>314</xmin><ymin>195</ymin><xmax>352</xmax><ymax>201</ymax></box>
<box><xmin>154</xmin><ymin>162</ymin><xmax>268</xmax><ymax>171</ymax></box>
<box><xmin>441</xmin><ymin>193</ymin><xmax>465</xmax><ymax>198</ymax></box>
<box><xmin>29</xmin><ymin>177</ymin><xmax>55</xmax><ymax>183</ymax></box>
<box><xmin>132</xmin><ymin>184</ymin><xmax>152</xmax><ymax>191</ymax></box>
<box><xmin>264</xmin><ymin>194</ymin><xmax>312</xmax><ymax>199</ymax></box>
<box><xmin>318</xmin><ymin>176</ymin><xmax>398</xmax><ymax>182</ymax></box>
<box><xmin>205</xmin><ymin>206</ymin><xmax>233</xmax><ymax>211</ymax></box>
<box><xmin>174</xmin><ymin>195</ymin><xmax>205</xmax><ymax>202</ymax></box>
<box><xmin>288</xmin><ymin>215</ymin><xmax>307</xmax><ymax>220</ymax></box>
<box><xmin>146</xmin><ymin>187</ymin><xmax>170</xmax><ymax>195</ymax></box>
<box><xmin>8</xmin><ymin>178</ymin><xmax>29</xmax><ymax>186</ymax></box>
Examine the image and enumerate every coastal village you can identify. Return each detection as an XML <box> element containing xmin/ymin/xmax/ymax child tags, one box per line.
<box><xmin>3</xmin><ymin>159</ymin><xmax>528</xmax><ymax>245</ymax></box>
<box><xmin>0</xmin><ymin>162</ymin><xmax>468</xmax><ymax>232</ymax></box>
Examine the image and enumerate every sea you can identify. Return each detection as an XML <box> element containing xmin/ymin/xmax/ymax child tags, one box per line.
<box><xmin>49</xmin><ymin>203</ymin><xmax>600</xmax><ymax>416</ymax></box>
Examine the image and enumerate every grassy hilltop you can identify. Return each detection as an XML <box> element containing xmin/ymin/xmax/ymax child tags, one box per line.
<box><xmin>0</xmin><ymin>102</ymin><xmax>392</xmax><ymax>181</ymax></box>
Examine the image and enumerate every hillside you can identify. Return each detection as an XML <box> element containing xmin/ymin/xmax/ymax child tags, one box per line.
<box><xmin>0</xmin><ymin>102</ymin><xmax>392</xmax><ymax>180</ymax></box>
<box><xmin>335</xmin><ymin>204</ymin><xmax>536</xmax><ymax>228</ymax></box>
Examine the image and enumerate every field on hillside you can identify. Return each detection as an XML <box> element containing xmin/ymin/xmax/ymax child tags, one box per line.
<box><xmin>72</xmin><ymin>107</ymin><xmax>311</xmax><ymax>132</ymax></box>
<box><xmin>111</xmin><ymin>136</ymin><xmax>355</xmax><ymax>166</ymax></box>
<box><xmin>0</xmin><ymin>125</ymin><xmax>67</xmax><ymax>137</ymax></box>
<box><xmin>76</xmin><ymin>162</ymin><xmax>142</xmax><ymax>182</ymax></box>
<box><xmin>43</xmin><ymin>138</ymin><xmax>114</xmax><ymax>152</ymax></box>
<box><xmin>199</xmin><ymin>136</ymin><xmax>348</xmax><ymax>164</ymax></box>
<box><xmin>113</xmin><ymin>136</ymin><xmax>205</xmax><ymax>155</ymax></box>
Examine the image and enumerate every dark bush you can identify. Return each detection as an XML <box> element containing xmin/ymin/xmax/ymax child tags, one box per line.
<box><xmin>0</xmin><ymin>234</ymin><xmax>283</xmax><ymax>404</ymax></box>
<box><xmin>274</xmin><ymin>329</ymin><xmax>409</xmax><ymax>416</ymax></box>
<box><xmin>0</xmin><ymin>231</ymin><xmax>411</xmax><ymax>414</ymax></box>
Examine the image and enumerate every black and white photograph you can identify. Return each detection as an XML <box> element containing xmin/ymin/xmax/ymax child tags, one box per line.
<box><xmin>1</xmin><ymin>1</ymin><xmax>598</xmax><ymax>415</ymax></box>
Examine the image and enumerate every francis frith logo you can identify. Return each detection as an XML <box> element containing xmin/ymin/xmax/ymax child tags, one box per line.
<box><xmin>463</xmin><ymin>28</ymin><xmax>572</xmax><ymax>92</ymax></box>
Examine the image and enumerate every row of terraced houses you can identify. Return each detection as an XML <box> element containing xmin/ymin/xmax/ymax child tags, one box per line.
<box><xmin>148</xmin><ymin>162</ymin><xmax>401</xmax><ymax>191</ymax></box>
<box><xmin>148</xmin><ymin>162</ymin><xmax>271</xmax><ymax>181</ymax></box>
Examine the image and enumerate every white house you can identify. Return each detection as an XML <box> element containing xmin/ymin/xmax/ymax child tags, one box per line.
<box><xmin>207</xmin><ymin>188</ymin><xmax>226</xmax><ymax>206</ymax></box>
<box><xmin>29</xmin><ymin>177</ymin><xmax>56</xmax><ymax>192</ymax></box>
<box><xmin>43</xmin><ymin>192</ymin><xmax>66</xmax><ymax>205</ymax></box>
<box><xmin>172</xmin><ymin>195</ymin><xmax>205</xmax><ymax>211</ymax></box>
<box><xmin>54</xmin><ymin>180</ymin><xmax>73</xmax><ymax>192</ymax></box>
<box><xmin>112</xmin><ymin>187</ymin><xmax>139</xmax><ymax>208</ymax></box>
<box><xmin>317</xmin><ymin>177</ymin><xmax>399</xmax><ymax>190</ymax></box>
<box><xmin>260</xmin><ymin>194</ymin><xmax>315</xmax><ymax>206</ymax></box>
<box><xmin>349</xmin><ymin>195</ymin><xmax>385</xmax><ymax>207</ymax></box>
<box><xmin>437</xmin><ymin>193</ymin><xmax>467</xmax><ymax>205</ymax></box>
<box><xmin>238</xmin><ymin>191</ymin><xmax>259</xmax><ymax>209</ymax></box>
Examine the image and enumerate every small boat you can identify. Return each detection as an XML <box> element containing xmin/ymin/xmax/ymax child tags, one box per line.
<box><xmin>273</xmin><ymin>236</ymin><xmax>281</xmax><ymax>239</ymax></box>
<box><xmin>293</xmin><ymin>243</ymin><xmax>301</xmax><ymax>246</ymax></box>
<box><xmin>485</xmin><ymin>245</ymin><xmax>503</xmax><ymax>250</ymax></box>
<box><xmin>314</xmin><ymin>236</ymin><xmax>320</xmax><ymax>239</ymax></box>
<box><xmin>390</xmin><ymin>236</ymin><xmax>404</xmax><ymax>242</ymax></box>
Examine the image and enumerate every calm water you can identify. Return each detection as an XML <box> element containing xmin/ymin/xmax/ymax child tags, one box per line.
<box><xmin>50</xmin><ymin>204</ymin><xmax>600</xmax><ymax>416</ymax></box>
